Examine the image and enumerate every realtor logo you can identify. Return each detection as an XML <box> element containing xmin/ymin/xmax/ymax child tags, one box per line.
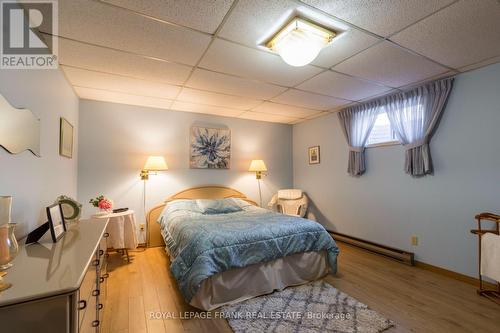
<box><xmin>1</xmin><ymin>0</ymin><xmax>58</xmax><ymax>69</ymax></box>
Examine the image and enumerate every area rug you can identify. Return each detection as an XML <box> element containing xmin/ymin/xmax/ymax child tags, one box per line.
<box><xmin>220</xmin><ymin>280</ymin><xmax>394</xmax><ymax>333</ymax></box>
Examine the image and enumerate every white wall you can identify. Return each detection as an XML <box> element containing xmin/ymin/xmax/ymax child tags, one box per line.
<box><xmin>78</xmin><ymin>100</ymin><xmax>293</xmax><ymax>242</ymax></box>
<box><xmin>0</xmin><ymin>69</ymin><xmax>79</xmax><ymax>238</ymax></box>
<box><xmin>293</xmin><ymin>63</ymin><xmax>500</xmax><ymax>277</ymax></box>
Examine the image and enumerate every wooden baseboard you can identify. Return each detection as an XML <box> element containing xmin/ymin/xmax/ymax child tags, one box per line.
<box><xmin>415</xmin><ymin>261</ymin><xmax>498</xmax><ymax>290</ymax></box>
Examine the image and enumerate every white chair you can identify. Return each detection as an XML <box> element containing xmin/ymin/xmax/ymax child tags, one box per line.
<box><xmin>268</xmin><ymin>189</ymin><xmax>312</xmax><ymax>219</ymax></box>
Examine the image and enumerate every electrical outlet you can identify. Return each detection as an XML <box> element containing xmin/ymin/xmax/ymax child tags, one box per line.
<box><xmin>411</xmin><ymin>235</ymin><xmax>418</xmax><ymax>246</ymax></box>
<box><xmin>139</xmin><ymin>223</ymin><xmax>145</xmax><ymax>231</ymax></box>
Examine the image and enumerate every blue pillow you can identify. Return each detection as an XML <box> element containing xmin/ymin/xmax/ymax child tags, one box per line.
<box><xmin>196</xmin><ymin>198</ymin><xmax>242</xmax><ymax>215</ymax></box>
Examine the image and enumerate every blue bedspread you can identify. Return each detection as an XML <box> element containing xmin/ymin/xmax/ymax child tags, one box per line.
<box><xmin>158</xmin><ymin>199</ymin><xmax>339</xmax><ymax>302</ymax></box>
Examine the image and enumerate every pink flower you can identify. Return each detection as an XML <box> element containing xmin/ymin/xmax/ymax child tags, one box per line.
<box><xmin>98</xmin><ymin>199</ymin><xmax>113</xmax><ymax>210</ymax></box>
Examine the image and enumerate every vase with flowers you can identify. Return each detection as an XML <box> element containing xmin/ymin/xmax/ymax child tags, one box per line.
<box><xmin>89</xmin><ymin>195</ymin><xmax>113</xmax><ymax>215</ymax></box>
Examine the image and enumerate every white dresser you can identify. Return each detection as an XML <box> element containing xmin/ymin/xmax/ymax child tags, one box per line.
<box><xmin>0</xmin><ymin>219</ymin><xmax>109</xmax><ymax>333</ymax></box>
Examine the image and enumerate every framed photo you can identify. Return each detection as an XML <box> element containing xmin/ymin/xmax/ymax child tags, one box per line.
<box><xmin>309</xmin><ymin>146</ymin><xmax>320</xmax><ymax>165</ymax></box>
<box><xmin>59</xmin><ymin>117</ymin><xmax>73</xmax><ymax>158</ymax></box>
<box><xmin>46</xmin><ymin>203</ymin><xmax>67</xmax><ymax>242</ymax></box>
<box><xmin>190</xmin><ymin>126</ymin><xmax>231</xmax><ymax>169</ymax></box>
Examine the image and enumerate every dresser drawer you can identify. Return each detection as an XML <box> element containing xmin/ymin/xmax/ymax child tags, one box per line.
<box><xmin>79</xmin><ymin>267</ymin><xmax>96</xmax><ymax>329</ymax></box>
<box><xmin>79</xmin><ymin>292</ymin><xmax>98</xmax><ymax>333</ymax></box>
<box><xmin>80</xmin><ymin>265</ymin><xmax>96</xmax><ymax>303</ymax></box>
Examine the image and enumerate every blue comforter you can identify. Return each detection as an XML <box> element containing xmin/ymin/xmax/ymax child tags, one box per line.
<box><xmin>158</xmin><ymin>199</ymin><xmax>339</xmax><ymax>302</ymax></box>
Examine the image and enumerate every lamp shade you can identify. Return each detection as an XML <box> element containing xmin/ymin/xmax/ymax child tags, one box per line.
<box><xmin>249</xmin><ymin>160</ymin><xmax>267</xmax><ymax>172</ymax></box>
<box><xmin>143</xmin><ymin>156</ymin><xmax>168</xmax><ymax>171</ymax></box>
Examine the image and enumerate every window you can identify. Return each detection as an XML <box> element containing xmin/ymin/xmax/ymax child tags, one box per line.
<box><xmin>366</xmin><ymin>112</ymin><xmax>398</xmax><ymax>146</ymax></box>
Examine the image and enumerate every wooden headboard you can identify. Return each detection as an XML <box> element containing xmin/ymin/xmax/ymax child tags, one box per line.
<box><xmin>147</xmin><ymin>185</ymin><xmax>257</xmax><ymax>247</ymax></box>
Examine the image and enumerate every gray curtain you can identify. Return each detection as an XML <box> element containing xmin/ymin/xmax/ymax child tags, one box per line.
<box><xmin>384</xmin><ymin>78</ymin><xmax>454</xmax><ymax>177</ymax></box>
<box><xmin>337</xmin><ymin>102</ymin><xmax>380</xmax><ymax>176</ymax></box>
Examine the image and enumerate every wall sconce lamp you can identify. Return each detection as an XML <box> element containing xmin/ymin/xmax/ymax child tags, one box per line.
<box><xmin>249</xmin><ymin>159</ymin><xmax>267</xmax><ymax>179</ymax></box>
<box><xmin>249</xmin><ymin>160</ymin><xmax>267</xmax><ymax>206</ymax></box>
<box><xmin>140</xmin><ymin>156</ymin><xmax>168</xmax><ymax>180</ymax></box>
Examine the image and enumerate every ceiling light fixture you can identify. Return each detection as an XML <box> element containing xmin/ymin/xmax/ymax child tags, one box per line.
<box><xmin>266</xmin><ymin>17</ymin><xmax>336</xmax><ymax>67</ymax></box>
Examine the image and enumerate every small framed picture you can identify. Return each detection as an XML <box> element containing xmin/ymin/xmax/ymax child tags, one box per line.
<box><xmin>309</xmin><ymin>146</ymin><xmax>320</xmax><ymax>165</ymax></box>
<box><xmin>59</xmin><ymin>117</ymin><xmax>73</xmax><ymax>158</ymax></box>
<box><xmin>46</xmin><ymin>203</ymin><xmax>67</xmax><ymax>242</ymax></box>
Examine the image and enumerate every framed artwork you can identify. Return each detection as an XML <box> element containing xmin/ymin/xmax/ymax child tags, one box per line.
<box><xmin>190</xmin><ymin>126</ymin><xmax>231</xmax><ymax>169</ymax></box>
<box><xmin>46</xmin><ymin>203</ymin><xmax>67</xmax><ymax>242</ymax></box>
<box><xmin>309</xmin><ymin>146</ymin><xmax>320</xmax><ymax>165</ymax></box>
<box><xmin>59</xmin><ymin>117</ymin><xmax>73</xmax><ymax>158</ymax></box>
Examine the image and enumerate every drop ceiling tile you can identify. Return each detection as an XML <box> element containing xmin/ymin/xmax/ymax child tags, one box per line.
<box><xmin>218</xmin><ymin>0</ymin><xmax>296</xmax><ymax>46</ymax></box>
<box><xmin>186</xmin><ymin>69</ymin><xmax>287</xmax><ymax>100</ymax></box>
<box><xmin>218</xmin><ymin>0</ymin><xmax>378</xmax><ymax>69</ymax></box>
<box><xmin>57</xmin><ymin>38</ymin><xmax>191</xmax><ymax>85</ymax></box>
<box><xmin>102</xmin><ymin>0</ymin><xmax>234</xmax><ymax>33</ymax></box>
<box><xmin>271</xmin><ymin>89</ymin><xmax>349</xmax><ymax>110</ymax></box>
<box><xmin>297</xmin><ymin>71</ymin><xmax>391</xmax><ymax>101</ymax></box>
<box><xmin>170</xmin><ymin>101</ymin><xmax>243</xmax><ymax>117</ymax></box>
<box><xmin>391</xmin><ymin>0</ymin><xmax>500</xmax><ymax>69</ymax></box>
<box><xmin>50</xmin><ymin>0</ymin><xmax>211</xmax><ymax>65</ymax></box>
<box><xmin>302</xmin><ymin>0</ymin><xmax>455</xmax><ymax>37</ymax></box>
<box><xmin>252</xmin><ymin>102</ymin><xmax>319</xmax><ymax>118</ymax></box>
<box><xmin>177</xmin><ymin>88</ymin><xmax>262</xmax><ymax>110</ymax></box>
<box><xmin>199</xmin><ymin>39</ymin><xmax>322</xmax><ymax>86</ymax></box>
<box><xmin>238</xmin><ymin>111</ymin><xmax>297</xmax><ymax>124</ymax></box>
<box><xmin>356</xmin><ymin>88</ymin><xmax>399</xmax><ymax>103</ymax></box>
<box><xmin>75</xmin><ymin>87</ymin><xmax>173</xmax><ymax>110</ymax></box>
<box><xmin>397</xmin><ymin>71</ymin><xmax>457</xmax><ymax>92</ymax></box>
<box><xmin>62</xmin><ymin>66</ymin><xmax>181</xmax><ymax>99</ymax></box>
<box><xmin>333</xmin><ymin>42</ymin><xmax>448</xmax><ymax>87</ymax></box>
<box><xmin>459</xmin><ymin>55</ymin><xmax>500</xmax><ymax>73</ymax></box>
<box><xmin>312</xmin><ymin>30</ymin><xmax>381</xmax><ymax>68</ymax></box>
<box><xmin>219</xmin><ymin>0</ymin><xmax>348</xmax><ymax>47</ymax></box>
<box><xmin>305</xmin><ymin>111</ymin><xmax>330</xmax><ymax>120</ymax></box>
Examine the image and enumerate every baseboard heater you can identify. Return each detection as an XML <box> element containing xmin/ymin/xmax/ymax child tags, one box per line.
<box><xmin>329</xmin><ymin>231</ymin><xmax>415</xmax><ymax>266</ymax></box>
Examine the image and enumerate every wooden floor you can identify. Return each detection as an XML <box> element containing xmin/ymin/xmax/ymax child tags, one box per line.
<box><xmin>101</xmin><ymin>243</ymin><xmax>500</xmax><ymax>333</ymax></box>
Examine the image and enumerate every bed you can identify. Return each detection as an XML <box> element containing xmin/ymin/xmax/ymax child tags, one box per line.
<box><xmin>147</xmin><ymin>186</ymin><xmax>339</xmax><ymax>311</ymax></box>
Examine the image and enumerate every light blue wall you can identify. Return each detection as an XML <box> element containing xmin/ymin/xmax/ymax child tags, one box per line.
<box><xmin>293</xmin><ymin>63</ymin><xmax>500</xmax><ymax>277</ymax></box>
<box><xmin>78</xmin><ymin>100</ymin><xmax>293</xmax><ymax>242</ymax></box>
<box><xmin>0</xmin><ymin>69</ymin><xmax>79</xmax><ymax>238</ymax></box>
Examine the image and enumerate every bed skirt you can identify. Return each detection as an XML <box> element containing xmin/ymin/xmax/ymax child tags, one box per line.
<box><xmin>189</xmin><ymin>250</ymin><xmax>329</xmax><ymax>311</ymax></box>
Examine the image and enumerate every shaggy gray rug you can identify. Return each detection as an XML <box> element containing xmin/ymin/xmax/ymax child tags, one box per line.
<box><xmin>220</xmin><ymin>280</ymin><xmax>394</xmax><ymax>333</ymax></box>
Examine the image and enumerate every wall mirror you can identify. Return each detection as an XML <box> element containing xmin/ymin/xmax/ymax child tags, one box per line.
<box><xmin>0</xmin><ymin>94</ymin><xmax>40</xmax><ymax>157</ymax></box>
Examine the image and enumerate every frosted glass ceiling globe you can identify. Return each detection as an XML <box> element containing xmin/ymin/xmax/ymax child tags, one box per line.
<box><xmin>274</xmin><ymin>29</ymin><xmax>325</xmax><ymax>67</ymax></box>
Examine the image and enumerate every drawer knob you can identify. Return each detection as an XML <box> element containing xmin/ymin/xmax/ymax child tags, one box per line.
<box><xmin>98</xmin><ymin>303</ymin><xmax>103</xmax><ymax>310</ymax></box>
<box><xmin>102</xmin><ymin>273</ymin><xmax>109</xmax><ymax>279</ymax></box>
<box><xmin>92</xmin><ymin>259</ymin><xmax>100</xmax><ymax>266</ymax></box>
<box><xmin>92</xmin><ymin>320</ymin><xmax>100</xmax><ymax>327</ymax></box>
<box><xmin>99</xmin><ymin>277</ymin><xmax>105</xmax><ymax>283</ymax></box>
<box><xmin>103</xmin><ymin>232</ymin><xmax>109</xmax><ymax>238</ymax></box>
<box><xmin>99</xmin><ymin>249</ymin><xmax>104</xmax><ymax>256</ymax></box>
<box><xmin>78</xmin><ymin>300</ymin><xmax>87</xmax><ymax>310</ymax></box>
<box><xmin>92</xmin><ymin>289</ymin><xmax>100</xmax><ymax>297</ymax></box>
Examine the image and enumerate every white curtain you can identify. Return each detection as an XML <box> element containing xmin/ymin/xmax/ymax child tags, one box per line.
<box><xmin>384</xmin><ymin>78</ymin><xmax>454</xmax><ymax>176</ymax></box>
<box><xmin>337</xmin><ymin>102</ymin><xmax>380</xmax><ymax>176</ymax></box>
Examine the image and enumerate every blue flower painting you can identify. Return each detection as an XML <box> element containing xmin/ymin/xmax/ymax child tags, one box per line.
<box><xmin>190</xmin><ymin>127</ymin><xmax>231</xmax><ymax>169</ymax></box>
